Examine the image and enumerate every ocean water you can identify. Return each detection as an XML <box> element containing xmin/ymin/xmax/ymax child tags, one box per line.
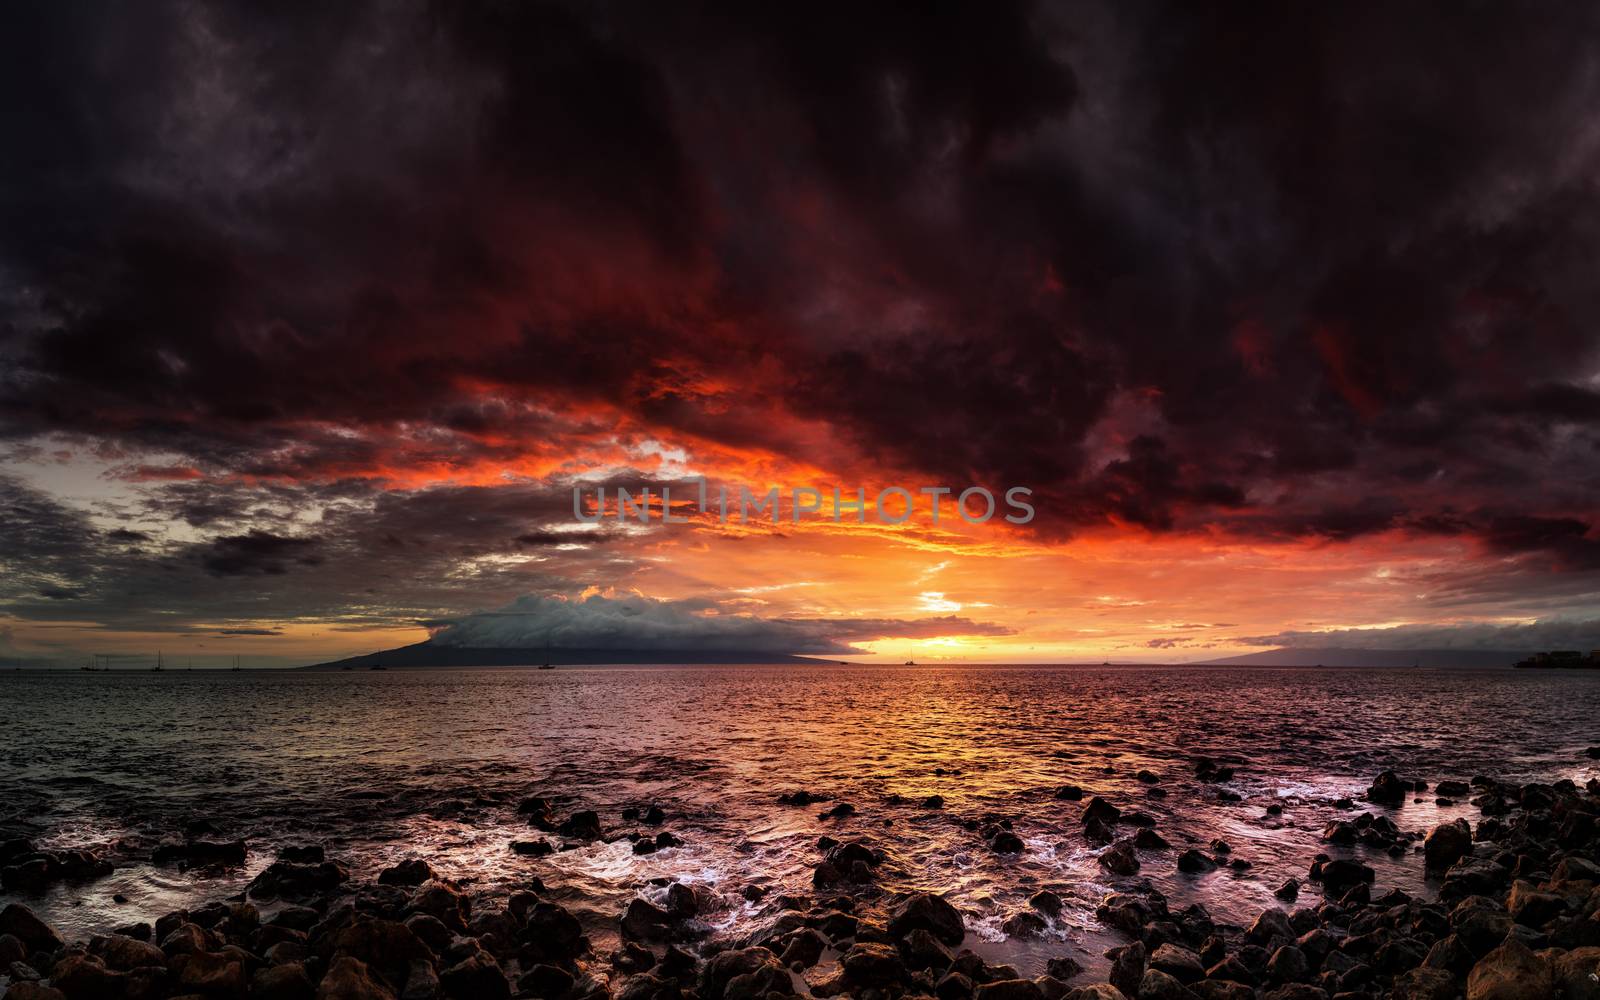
<box><xmin>1</xmin><ymin>664</ymin><xmax>1596</xmax><ymax>977</ymax></box>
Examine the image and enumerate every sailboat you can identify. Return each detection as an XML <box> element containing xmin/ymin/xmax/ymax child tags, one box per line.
<box><xmin>150</xmin><ymin>651</ymin><xmax>164</xmax><ymax>672</ymax></box>
<box><xmin>231</xmin><ymin>655</ymin><xmax>241</xmax><ymax>672</ymax></box>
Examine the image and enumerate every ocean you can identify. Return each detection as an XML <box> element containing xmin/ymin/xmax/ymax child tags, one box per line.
<box><xmin>1</xmin><ymin>663</ymin><xmax>1596</xmax><ymax>978</ymax></box>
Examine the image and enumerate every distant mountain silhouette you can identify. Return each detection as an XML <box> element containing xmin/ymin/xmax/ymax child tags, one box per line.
<box><xmin>1196</xmin><ymin>647</ymin><xmax>1523</xmax><ymax>668</ymax></box>
<box><xmin>301</xmin><ymin>641</ymin><xmax>820</xmax><ymax>670</ymax></box>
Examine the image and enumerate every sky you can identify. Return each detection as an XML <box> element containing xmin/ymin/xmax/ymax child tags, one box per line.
<box><xmin>2</xmin><ymin>2</ymin><xmax>1600</xmax><ymax>666</ymax></box>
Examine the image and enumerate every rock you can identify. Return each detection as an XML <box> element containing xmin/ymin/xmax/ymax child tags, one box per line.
<box><xmin>330</xmin><ymin>918</ymin><xmax>434</xmax><ymax>993</ymax></box>
<box><xmin>621</xmin><ymin>898</ymin><xmax>674</xmax><ymax>941</ymax></box>
<box><xmin>0</xmin><ymin>904</ymin><xmax>64</xmax><ymax>954</ymax></box>
<box><xmin>1390</xmin><ymin>967</ymin><xmax>1458</xmax><ymax>1000</ymax></box>
<box><xmin>1177</xmin><ymin>850</ymin><xmax>1217</xmax><ymax>874</ymax></box>
<box><xmin>976</xmin><ymin>980</ymin><xmax>1046</xmax><ymax>1000</ymax></box>
<box><xmin>1055</xmin><ymin>785</ymin><xmax>1084</xmax><ymax>801</ymax></box>
<box><xmin>320</xmin><ymin>955</ymin><xmax>399</xmax><ymax>1000</ymax></box>
<box><xmin>990</xmin><ymin>830</ymin><xmax>1025</xmax><ymax>854</ymax></box>
<box><xmin>1424</xmin><ymin>819</ymin><xmax>1472</xmax><ymax>869</ymax></box>
<box><xmin>255</xmin><ymin>962</ymin><xmax>316</xmax><ymax>1000</ymax></box>
<box><xmin>1443</xmin><ymin>859</ymin><xmax>1512</xmax><ymax>900</ymax></box>
<box><xmin>1134</xmin><ymin>829</ymin><xmax>1169</xmax><ymax>850</ymax></box>
<box><xmin>88</xmin><ymin>933</ymin><xmax>165</xmax><ymax>971</ymax></box>
<box><xmin>1003</xmin><ymin>911</ymin><xmax>1049</xmax><ymax>938</ymax></box>
<box><xmin>175</xmin><ymin>949</ymin><xmax>247</xmax><ymax>994</ymax></box>
<box><xmin>1246</xmin><ymin>908</ymin><xmax>1294</xmax><ymax>946</ymax></box>
<box><xmin>5</xmin><ymin>984</ymin><xmax>67</xmax><ymax>1000</ymax></box>
<box><xmin>1063</xmin><ymin>987</ymin><xmax>1121</xmax><ymax>1000</ymax></box>
<box><xmin>922</xmin><ymin>795</ymin><xmax>946</xmax><ymax>809</ymax></box>
<box><xmin>704</xmin><ymin>946</ymin><xmax>794</xmax><ymax>1000</ymax></box>
<box><xmin>511</xmin><ymin>839</ymin><xmax>554</xmax><ymax>857</ymax></box>
<box><xmin>522</xmin><ymin>902</ymin><xmax>584</xmax><ymax>964</ymax></box>
<box><xmin>1083</xmin><ymin>817</ymin><xmax>1115</xmax><ymax>845</ymax></box>
<box><xmin>780</xmin><ymin>927</ymin><xmax>828</xmax><ymax>968</ymax></box>
<box><xmin>407</xmin><ymin>881</ymin><xmax>468</xmax><ymax>932</ymax></box>
<box><xmin>1315</xmin><ymin>858</ymin><xmax>1374</xmax><ymax>894</ymax></box>
<box><xmin>1148</xmin><ymin>944</ymin><xmax>1203</xmax><ymax>984</ymax></box>
<box><xmin>557</xmin><ymin>811</ymin><xmax>603</xmax><ymax>840</ymax></box>
<box><xmin>1045</xmin><ymin>957</ymin><xmax>1083</xmax><ymax>982</ymax></box>
<box><xmin>1099</xmin><ymin>840</ymin><xmax>1140</xmax><ymax>875</ymax></box>
<box><xmin>1109</xmin><ymin>941</ymin><xmax>1148</xmax><ymax>997</ymax></box>
<box><xmin>1550</xmin><ymin>947</ymin><xmax>1600</xmax><ymax>1000</ymax></box>
<box><xmin>50</xmin><ymin>954</ymin><xmax>127</xmax><ymax>998</ymax></box>
<box><xmin>888</xmin><ymin>892</ymin><xmax>966</xmax><ymax>947</ymax></box>
<box><xmin>1505</xmin><ymin>880</ymin><xmax>1566</xmax><ymax>926</ymax></box>
<box><xmin>1274</xmin><ymin>879</ymin><xmax>1299</xmax><ymax>902</ymax></box>
<box><xmin>1083</xmin><ymin>798</ymin><xmax>1121</xmax><ymax>825</ymax></box>
<box><xmin>1029</xmin><ymin>890</ymin><xmax>1063</xmax><ymax>916</ymax></box>
<box><xmin>1465</xmin><ymin>937</ymin><xmax>1553</xmax><ymax>999</ymax></box>
<box><xmin>1134</xmin><ymin>968</ymin><xmax>1193</xmax><ymax>999</ymax></box>
<box><xmin>378</xmin><ymin>859</ymin><xmax>436</xmax><ymax>887</ymax></box>
<box><xmin>1366</xmin><ymin>770</ymin><xmax>1409</xmax><ymax>805</ymax></box>
<box><xmin>518</xmin><ymin>963</ymin><xmax>575</xmax><ymax>997</ymax></box>
<box><xmin>439</xmin><ymin>953</ymin><xmax>510</xmax><ymax>1000</ymax></box>
<box><xmin>247</xmin><ymin>860</ymin><xmax>348</xmax><ymax>900</ymax></box>
<box><xmin>1266</xmin><ymin>945</ymin><xmax>1308</xmax><ymax>984</ymax></box>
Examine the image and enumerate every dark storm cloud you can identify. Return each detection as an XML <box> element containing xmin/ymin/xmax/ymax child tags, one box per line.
<box><xmin>1</xmin><ymin>0</ymin><xmax>1599</xmax><ymax>580</ymax></box>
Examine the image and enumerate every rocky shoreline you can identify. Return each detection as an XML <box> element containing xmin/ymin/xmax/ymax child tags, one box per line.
<box><xmin>3</xmin><ymin>757</ymin><xmax>1600</xmax><ymax>1000</ymax></box>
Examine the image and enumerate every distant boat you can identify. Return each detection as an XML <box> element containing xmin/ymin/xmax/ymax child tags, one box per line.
<box><xmin>150</xmin><ymin>651</ymin><xmax>164</xmax><ymax>673</ymax></box>
<box><xmin>369</xmin><ymin>664</ymin><xmax>387</xmax><ymax>671</ymax></box>
<box><xmin>537</xmin><ymin>663</ymin><xmax>554</xmax><ymax>670</ymax></box>
<box><xmin>231</xmin><ymin>655</ymin><xmax>241</xmax><ymax>672</ymax></box>
<box><xmin>903</xmin><ymin>660</ymin><xmax>916</xmax><ymax>666</ymax></box>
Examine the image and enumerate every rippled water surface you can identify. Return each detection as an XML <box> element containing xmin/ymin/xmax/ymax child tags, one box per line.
<box><xmin>2</xmin><ymin>664</ymin><xmax>1597</xmax><ymax>976</ymax></box>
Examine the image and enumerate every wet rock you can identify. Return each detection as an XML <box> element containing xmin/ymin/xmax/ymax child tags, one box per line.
<box><xmin>519</xmin><ymin>962</ymin><xmax>575</xmax><ymax>997</ymax></box>
<box><xmin>512</xmin><ymin>839</ymin><xmax>554</xmax><ymax>857</ymax></box>
<box><xmin>174</xmin><ymin>949</ymin><xmax>247</xmax><ymax>994</ymax></box>
<box><xmin>88</xmin><ymin>933</ymin><xmax>165</xmax><ymax>971</ymax></box>
<box><xmin>3</xmin><ymin>984</ymin><xmax>67</xmax><ymax>1000</ymax></box>
<box><xmin>1083</xmin><ymin>817</ymin><xmax>1115</xmax><ymax>846</ymax></box>
<box><xmin>1045</xmin><ymin>957</ymin><xmax>1082</xmax><ymax>982</ymax></box>
<box><xmin>1366</xmin><ymin>770</ymin><xmax>1409</xmax><ymax>805</ymax></box>
<box><xmin>50</xmin><ymin>954</ymin><xmax>127</xmax><ymax>998</ymax></box>
<box><xmin>1133</xmin><ymin>967</ymin><xmax>1190</xmax><ymax>999</ymax></box>
<box><xmin>779</xmin><ymin>927</ymin><xmax>827</xmax><ymax>968</ymax></box>
<box><xmin>1134</xmin><ymin>829</ymin><xmax>1169</xmax><ymax>850</ymax></box>
<box><xmin>247</xmin><ymin>860</ymin><xmax>349</xmax><ymax>901</ymax></box>
<box><xmin>1054</xmin><ymin>785</ymin><xmax>1084</xmax><ymax>801</ymax></box>
<box><xmin>976</xmin><ymin>980</ymin><xmax>1046</xmax><ymax>1000</ymax></box>
<box><xmin>1063</xmin><ymin>987</ymin><xmax>1121</xmax><ymax>1000</ymax></box>
<box><xmin>989</xmin><ymin>830</ymin><xmax>1025</xmax><ymax>854</ymax></box>
<box><xmin>1082</xmin><ymin>798</ymin><xmax>1121</xmax><ymax>825</ymax></box>
<box><xmin>1109</xmin><ymin>941</ymin><xmax>1148</xmax><ymax>997</ymax></box>
<box><xmin>1274</xmin><ymin>879</ymin><xmax>1299</xmax><ymax>902</ymax></box>
<box><xmin>621</xmin><ymin>898</ymin><xmax>674</xmax><ymax>942</ymax></box>
<box><xmin>1136</xmin><ymin>770</ymin><xmax>1161</xmax><ymax>784</ymax></box>
<box><xmin>320</xmin><ymin>955</ymin><xmax>397</xmax><ymax>1000</ymax></box>
<box><xmin>1246</xmin><ymin>909</ymin><xmax>1294</xmax><ymax>947</ymax></box>
<box><xmin>1465</xmin><ymin>936</ymin><xmax>1552</xmax><ymax>999</ymax></box>
<box><xmin>1442</xmin><ymin>858</ymin><xmax>1511</xmax><ymax>900</ymax></box>
<box><xmin>841</xmin><ymin>941</ymin><xmax>908</xmax><ymax>987</ymax></box>
<box><xmin>922</xmin><ymin>795</ymin><xmax>946</xmax><ymax>809</ymax></box>
<box><xmin>330</xmin><ymin>917</ymin><xmax>434</xmax><ymax>993</ymax></box>
<box><xmin>378</xmin><ymin>859</ymin><xmax>436</xmax><ymax>887</ymax></box>
<box><xmin>439</xmin><ymin>952</ymin><xmax>510</xmax><ymax>1000</ymax></box>
<box><xmin>1266</xmin><ymin>945</ymin><xmax>1308</xmax><ymax>984</ymax></box>
<box><xmin>1149</xmin><ymin>944</ymin><xmax>1204</xmax><ymax>984</ymax></box>
<box><xmin>557</xmin><ymin>810</ymin><xmax>603</xmax><ymax>841</ymax></box>
<box><xmin>1002</xmin><ymin>912</ymin><xmax>1048</xmax><ymax>939</ymax></box>
<box><xmin>1177</xmin><ymin>850</ymin><xmax>1217</xmax><ymax>874</ymax></box>
<box><xmin>1390</xmin><ymin>967</ymin><xmax>1457</xmax><ymax>1000</ymax></box>
<box><xmin>777</xmin><ymin>791</ymin><xmax>824</xmax><ymax>806</ymax></box>
<box><xmin>819</xmin><ymin>803</ymin><xmax>856</xmax><ymax>821</ymax></box>
<box><xmin>253</xmin><ymin>962</ymin><xmax>316</xmax><ymax>1000</ymax></box>
<box><xmin>1313</xmin><ymin>857</ymin><xmax>1374</xmax><ymax>894</ymax></box>
<box><xmin>1029</xmin><ymin>890</ymin><xmax>1063</xmax><ymax>916</ymax></box>
<box><xmin>1550</xmin><ymin>947</ymin><xmax>1600</xmax><ymax>998</ymax></box>
<box><xmin>521</xmin><ymin>902</ymin><xmax>585</xmax><ymax>965</ymax></box>
<box><xmin>888</xmin><ymin>892</ymin><xmax>966</xmax><ymax>947</ymax></box>
<box><xmin>703</xmin><ymin>946</ymin><xmax>794</xmax><ymax>1000</ymax></box>
<box><xmin>1506</xmin><ymin>879</ymin><xmax>1566</xmax><ymax>926</ymax></box>
<box><xmin>1099</xmin><ymin>840</ymin><xmax>1140</xmax><ymax>875</ymax></box>
<box><xmin>1436</xmin><ymin>779</ymin><xmax>1471</xmax><ymax>796</ymax></box>
<box><xmin>0</xmin><ymin>904</ymin><xmax>65</xmax><ymax>954</ymax></box>
<box><xmin>1424</xmin><ymin>819</ymin><xmax>1473</xmax><ymax>869</ymax></box>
